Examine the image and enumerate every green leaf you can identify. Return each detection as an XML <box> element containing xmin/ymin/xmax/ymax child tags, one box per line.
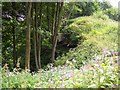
<box><xmin>88</xmin><ymin>84</ymin><xmax>97</xmax><ymax>88</ymax></box>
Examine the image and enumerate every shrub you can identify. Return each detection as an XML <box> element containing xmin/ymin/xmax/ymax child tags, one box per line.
<box><xmin>93</xmin><ymin>11</ymin><xmax>109</xmax><ymax>20</ymax></box>
<box><xmin>55</xmin><ymin>13</ymin><xmax>118</xmax><ymax>68</ymax></box>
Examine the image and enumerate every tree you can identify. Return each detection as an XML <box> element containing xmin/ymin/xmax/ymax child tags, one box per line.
<box><xmin>32</xmin><ymin>2</ymin><xmax>39</xmax><ymax>70</ymax></box>
<box><xmin>25</xmin><ymin>2</ymin><xmax>32</xmax><ymax>70</ymax></box>
<box><xmin>51</xmin><ymin>2</ymin><xmax>63</xmax><ymax>62</ymax></box>
<box><xmin>11</xmin><ymin>2</ymin><xmax>18</xmax><ymax>68</ymax></box>
<box><xmin>37</xmin><ymin>2</ymin><xmax>42</xmax><ymax>68</ymax></box>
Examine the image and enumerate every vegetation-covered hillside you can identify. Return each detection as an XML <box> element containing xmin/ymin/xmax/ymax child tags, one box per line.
<box><xmin>1</xmin><ymin>0</ymin><xmax>119</xmax><ymax>89</ymax></box>
<box><xmin>2</xmin><ymin>12</ymin><xmax>119</xmax><ymax>88</ymax></box>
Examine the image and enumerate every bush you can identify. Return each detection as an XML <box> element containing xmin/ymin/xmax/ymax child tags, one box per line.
<box><xmin>55</xmin><ymin>13</ymin><xmax>118</xmax><ymax>68</ymax></box>
<box><xmin>93</xmin><ymin>11</ymin><xmax>109</xmax><ymax>20</ymax></box>
<box><xmin>55</xmin><ymin>43</ymin><xmax>100</xmax><ymax>69</ymax></box>
<box><xmin>61</xmin><ymin>16</ymin><xmax>95</xmax><ymax>45</ymax></box>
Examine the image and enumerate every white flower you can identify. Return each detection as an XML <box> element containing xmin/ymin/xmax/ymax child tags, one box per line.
<box><xmin>66</xmin><ymin>60</ymin><xmax>69</xmax><ymax>64</ymax></box>
<box><xmin>72</xmin><ymin>58</ymin><xmax>76</xmax><ymax>63</ymax></box>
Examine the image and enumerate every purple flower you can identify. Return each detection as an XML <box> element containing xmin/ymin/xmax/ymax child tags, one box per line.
<box><xmin>17</xmin><ymin>17</ymin><xmax>24</xmax><ymax>21</ymax></box>
<box><xmin>38</xmin><ymin>69</ymin><xmax>41</xmax><ymax>73</ymax></box>
<box><xmin>96</xmin><ymin>56</ymin><xmax>101</xmax><ymax>61</ymax></box>
<box><xmin>69</xmin><ymin>72</ymin><xmax>73</xmax><ymax>78</ymax></box>
<box><xmin>103</xmin><ymin>48</ymin><xmax>107</xmax><ymax>56</ymax></box>
<box><xmin>111</xmin><ymin>51</ymin><xmax>115</xmax><ymax>56</ymax></box>
<box><xmin>7</xmin><ymin>15</ymin><xmax>12</xmax><ymax>19</ymax></box>
<box><xmin>97</xmin><ymin>61</ymin><xmax>100</xmax><ymax>65</ymax></box>
<box><xmin>110</xmin><ymin>57</ymin><xmax>113</xmax><ymax>61</ymax></box>
<box><xmin>60</xmin><ymin>83</ymin><xmax>64</xmax><ymax>87</ymax></box>
<box><xmin>2</xmin><ymin>14</ymin><xmax>12</xmax><ymax>19</ymax></box>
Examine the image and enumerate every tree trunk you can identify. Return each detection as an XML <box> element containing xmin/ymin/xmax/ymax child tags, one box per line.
<box><xmin>38</xmin><ymin>2</ymin><xmax>42</xmax><ymax>68</ymax></box>
<box><xmin>51</xmin><ymin>3</ymin><xmax>56</xmax><ymax>44</ymax></box>
<box><xmin>47</xmin><ymin>3</ymin><xmax>50</xmax><ymax>32</ymax></box>
<box><xmin>51</xmin><ymin>3</ymin><xmax>57</xmax><ymax>62</ymax></box>
<box><xmin>25</xmin><ymin>2</ymin><xmax>32</xmax><ymax>70</ymax></box>
<box><xmin>51</xmin><ymin>2</ymin><xmax>63</xmax><ymax>62</ymax></box>
<box><xmin>33</xmin><ymin>3</ymin><xmax>39</xmax><ymax>70</ymax></box>
<box><xmin>35</xmin><ymin>2</ymin><xmax>39</xmax><ymax>68</ymax></box>
<box><xmin>11</xmin><ymin>2</ymin><xmax>17</xmax><ymax>68</ymax></box>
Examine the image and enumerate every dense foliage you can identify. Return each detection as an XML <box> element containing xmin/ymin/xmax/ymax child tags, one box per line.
<box><xmin>2</xmin><ymin>12</ymin><xmax>119</xmax><ymax>88</ymax></box>
<box><xmin>2</xmin><ymin>48</ymin><xmax>118</xmax><ymax>88</ymax></box>
<box><xmin>2</xmin><ymin>1</ymin><xmax>118</xmax><ymax>70</ymax></box>
<box><xmin>1</xmin><ymin>1</ymin><xmax>119</xmax><ymax>88</ymax></box>
<box><xmin>55</xmin><ymin>13</ymin><xmax>118</xmax><ymax>68</ymax></box>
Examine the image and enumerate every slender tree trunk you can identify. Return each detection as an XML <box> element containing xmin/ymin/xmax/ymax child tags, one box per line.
<box><xmin>11</xmin><ymin>2</ymin><xmax>17</xmax><ymax>68</ymax></box>
<box><xmin>51</xmin><ymin>2</ymin><xmax>63</xmax><ymax>62</ymax></box>
<box><xmin>51</xmin><ymin>3</ymin><xmax>59</xmax><ymax>62</ymax></box>
<box><xmin>51</xmin><ymin>3</ymin><xmax>56</xmax><ymax>44</ymax></box>
<box><xmin>25</xmin><ymin>2</ymin><xmax>32</xmax><ymax>70</ymax></box>
<box><xmin>35</xmin><ymin>2</ymin><xmax>39</xmax><ymax>68</ymax></box>
<box><xmin>47</xmin><ymin>3</ymin><xmax>50</xmax><ymax>32</ymax></box>
<box><xmin>56</xmin><ymin>3</ymin><xmax>63</xmax><ymax>31</ymax></box>
<box><xmin>33</xmin><ymin>3</ymin><xmax>39</xmax><ymax>70</ymax></box>
<box><xmin>34</xmin><ymin>2</ymin><xmax>42</xmax><ymax>69</ymax></box>
<box><xmin>38</xmin><ymin>2</ymin><xmax>42</xmax><ymax>68</ymax></box>
<box><xmin>34</xmin><ymin>30</ymin><xmax>39</xmax><ymax>69</ymax></box>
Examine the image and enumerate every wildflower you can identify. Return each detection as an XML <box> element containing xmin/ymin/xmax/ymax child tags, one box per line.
<box><xmin>111</xmin><ymin>51</ymin><xmax>115</xmax><ymax>56</ymax></box>
<box><xmin>60</xmin><ymin>83</ymin><xmax>65</xmax><ymax>87</ymax></box>
<box><xmin>2</xmin><ymin>14</ymin><xmax>12</xmax><ymax>19</ymax></box>
<box><xmin>116</xmin><ymin>56</ymin><xmax>120</xmax><ymax>60</ymax></box>
<box><xmin>7</xmin><ymin>15</ymin><xmax>12</xmax><ymax>19</ymax></box>
<box><xmin>13</xmin><ymin>68</ymin><xmax>19</xmax><ymax>74</ymax></box>
<box><xmin>9</xmin><ymin>72</ymin><xmax>15</xmax><ymax>76</ymax></box>
<box><xmin>72</xmin><ymin>58</ymin><xmax>76</xmax><ymax>63</ymax></box>
<box><xmin>66</xmin><ymin>60</ymin><xmax>69</xmax><ymax>64</ymax></box>
<box><xmin>69</xmin><ymin>72</ymin><xmax>73</xmax><ymax>78</ymax></box>
<box><xmin>96</xmin><ymin>56</ymin><xmax>101</xmax><ymax>61</ymax></box>
<box><xmin>110</xmin><ymin>57</ymin><xmax>113</xmax><ymax>62</ymax></box>
<box><xmin>82</xmin><ymin>68</ymin><xmax>87</xmax><ymax>72</ymax></box>
<box><xmin>63</xmin><ymin>71</ymin><xmax>66</xmax><ymax>75</ymax></box>
<box><xmin>38</xmin><ymin>69</ymin><xmax>41</xmax><ymax>73</ymax></box>
<box><xmin>103</xmin><ymin>48</ymin><xmax>107</xmax><ymax>56</ymax></box>
<box><xmin>17</xmin><ymin>17</ymin><xmax>24</xmax><ymax>21</ymax></box>
<box><xmin>97</xmin><ymin>61</ymin><xmax>100</xmax><ymax>65</ymax></box>
<box><xmin>50</xmin><ymin>63</ymin><xmax>53</xmax><ymax>67</ymax></box>
<box><xmin>48</xmin><ymin>79</ymin><xmax>53</xmax><ymax>84</ymax></box>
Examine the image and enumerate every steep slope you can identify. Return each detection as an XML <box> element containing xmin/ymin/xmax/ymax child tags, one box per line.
<box><xmin>55</xmin><ymin>13</ymin><xmax>118</xmax><ymax>69</ymax></box>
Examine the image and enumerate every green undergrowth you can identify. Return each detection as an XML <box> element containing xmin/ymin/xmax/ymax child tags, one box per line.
<box><xmin>55</xmin><ymin>13</ymin><xmax>118</xmax><ymax>68</ymax></box>
<box><xmin>2</xmin><ymin>49</ymin><xmax>119</xmax><ymax>88</ymax></box>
